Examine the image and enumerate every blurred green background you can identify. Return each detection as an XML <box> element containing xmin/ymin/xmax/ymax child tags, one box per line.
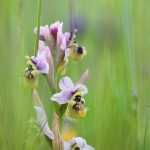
<box><xmin>0</xmin><ymin>0</ymin><xmax>150</xmax><ymax>149</ymax></box>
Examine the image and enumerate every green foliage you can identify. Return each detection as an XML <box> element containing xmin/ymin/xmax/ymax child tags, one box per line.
<box><xmin>25</xmin><ymin>120</ymin><xmax>44</xmax><ymax>150</ymax></box>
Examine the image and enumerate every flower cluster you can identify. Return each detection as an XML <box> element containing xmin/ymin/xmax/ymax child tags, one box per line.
<box><xmin>34</xmin><ymin>21</ymin><xmax>87</xmax><ymax>75</ymax></box>
<box><xmin>24</xmin><ymin>21</ymin><xmax>87</xmax><ymax>89</ymax></box>
<box><xmin>24</xmin><ymin>21</ymin><xmax>94</xmax><ymax>150</ymax></box>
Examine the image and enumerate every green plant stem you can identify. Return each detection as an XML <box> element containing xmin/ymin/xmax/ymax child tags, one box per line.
<box><xmin>143</xmin><ymin>104</ymin><xmax>149</xmax><ymax>150</ymax></box>
<box><xmin>29</xmin><ymin>0</ymin><xmax>42</xmax><ymax>120</ymax></box>
<box><xmin>34</xmin><ymin>0</ymin><xmax>42</xmax><ymax>56</ymax></box>
<box><xmin>29</xmin><ymin>89</ymin><xmax>33</xmax><ymax>119</ymax></box>
<box><xmin>51</xmin><ymin>53</ymin><xmax>64</xmax><ymax>133</ymax></box>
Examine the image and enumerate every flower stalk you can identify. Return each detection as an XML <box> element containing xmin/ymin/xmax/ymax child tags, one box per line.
<box><xmin>27</xmin><ymin>0</ymin><xmax>42</xmax><ymax>122</ymax></box>
<box><xmin>34</xmin><ymin>0</ymin><xmax>42</xmax><ymax>56</ymax></box>
<box><xmin>143</xmin><ymin>104</ymin><xmax>149</xmax><ymax>150</ymax></box>
<box><xmin>52</xmin><ymin>112</ymin><xmax>64</xmax><ymax>150</ymax></box>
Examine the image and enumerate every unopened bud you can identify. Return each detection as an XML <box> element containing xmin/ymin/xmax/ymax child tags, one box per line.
<box><xmin>57</xmin><ymin>58</ymin><xmax>69</xmax><ymax>75</ymax></box>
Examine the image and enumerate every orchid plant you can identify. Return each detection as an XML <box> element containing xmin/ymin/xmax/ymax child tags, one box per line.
<box><xmin>24</xmin><ymin>1</ymin><xmax>95</xmax><ymax>150</ymax></box>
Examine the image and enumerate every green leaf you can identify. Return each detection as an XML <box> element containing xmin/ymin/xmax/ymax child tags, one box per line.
<box><xmin>60</xmin><ymin>103</ymin><xmax>68</xmax><ymax>119</ymax></box>
<box><xmin>25</xmin><ymin>119</ymin><xmax>44</xmax><ymax>150</ymax></box>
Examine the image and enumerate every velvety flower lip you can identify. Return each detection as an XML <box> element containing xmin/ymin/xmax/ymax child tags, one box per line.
<box><xmin>51</xmin><ymin>76</ymin><xmax>88</xmax><ymax>104</ymax></box>
<box><xmin>34</xmin><ymin>106</ymin><xmax>54</xmax><ymax>140</ymax></box>
<box><xmin>31</xmin><ymin>50</ymin><xmax>49</xmax><ymax>74</ymax></box>
<box><xmin>63</xmin><ymin>137</ymin><xmax>95</xmax><ymax>150</ymax></box>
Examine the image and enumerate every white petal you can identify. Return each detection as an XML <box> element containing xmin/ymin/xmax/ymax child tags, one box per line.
<box><xmin>38</xmin><ymin>40</ymin><xmax>45</xmax><ymax>54</ymax></box>
<box><xmin>51</xmin><ymin>90</ymin><xmax>73</xmax><ymax>104</ymax></box>
<box><xmin>69</xmin><ymin>137</ymin><xmax>76</xmax><ymax>147</ymax></box>
<box><xmin>65</xmin><ymin>48</ymin><xmax>70</xmax><ymax>59</ymax></box>
<box><xmin>63</xmin><ymin>141</ymin><xmax>71</xmax><ymax>150</ymax></box>
<box><xmin>43</xmin><ymin>25</ymin><xmax>51</xmax><ymax>42</ymax></box>
<box><xmin>34</xmin><ymin>106</ymin><xmax>54</xmax><ymax>140</ymax></box>
<box><xmin>74</xmin><ymin>84</ymin><xmax>88</xmax><ymax>96</ymax></box>
<box><xmin>59</xmin><ymin>77</ymin><xmax>74</xmax><ymax>91</ymax></box>
<box><xmin>82</xmin><ymin>145</ymin><xmax>95</xmax><ymax>150</ymax></box>
<box><xmin>34</xmin><ymin>106</ymin><xmax>46</xmax><ymax>123</ymax></box>
<box><xmin>34</xmin><ymin>51</ymin><xmax>49</xmax><ymax>74</ymax></box>
<box><xmin>69</xmin><ymin>137</ymin><xmax>95</xmax><ymax>150</ymax></box>
<box><xmin>74</xmin><ymin>137</ymin><xmax>87</xmax><ymax>148</ymax></box>
<box><xmin>42</xmin><ymin>123</ymin><xmax>54</xmax><ymax>139</ymax></box>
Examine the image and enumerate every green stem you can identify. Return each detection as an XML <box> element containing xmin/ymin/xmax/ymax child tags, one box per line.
<box><xmin>51</xmin><ymin>53</ymin><xmax>64</xmax><ymax>131</ymax></box>
<box><xmin>51</xmin><ymin>52</ymin><xmax>61</xmax><ymax>118</ymax></box>
<box><xmin>34</xmin><ymin>0</ymin><xmax>42</xmax><ymax>56</ymax></box>
<box><xmin>53</xmin><ymin>102</ymin><xmax>61</xmax><ymax>117</ymax></box>
<box><xmin>29</xmin><ymin>0</ymin><xmax>42</xmax><ymax>120</ymax></box>
<box><xmin>28</xmin><ymin>89</ymin><xmax>33</xmax><ymax>119</ymax></box>
<box><xmin>143</xmin><ymin>104</ymin><xmax>149</xmax><ymax>150</ymax></box>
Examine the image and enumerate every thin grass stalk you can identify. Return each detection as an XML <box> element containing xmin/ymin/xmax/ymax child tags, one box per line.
<box><xmin>143</xmin><ymin>104</ymin><xmax>149</xmax><ymax>150</ymax></box>
<box><xmin>28</xmin><ymin>0</ymin><xmax>42</xmax><ymax>119</ymax></box>
<box><xmin>122</xmin><ymin>0</ymin><xmax>137</xmax><ymax>89</ymax></box>
<box><xmin>34</xmin><ymin>0</ymin><xmax>42</xmax><ymax>56</ymax></box>
<box><xmin>122</xmin><ymin>1</ymin><xmax>137</xmax><ymax>149</ymax></box>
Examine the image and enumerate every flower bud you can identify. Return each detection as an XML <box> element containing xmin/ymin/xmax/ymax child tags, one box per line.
<box><xmin>57</xmin><ymin>58</ymin><xmax>69</xmax><ymax>75</ymax></box>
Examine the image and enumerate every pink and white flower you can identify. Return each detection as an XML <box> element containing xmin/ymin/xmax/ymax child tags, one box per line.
<box><xmin>51</xmin><ymin>76</ymin><xmax>88</xmax><ymax>104</ymax></box>
<box><xmin>31</xmin><ymin>51</ymin><xmax>49</xmax><ymax>74</ymax></box>
<box><xmin>30</xmin><ymin>41</ymin><xmax>53</xmax><ymax>74</ymax></box>
<box><xmin>34</xmin><ymin>21</ymin><xmax>71</xmax><ymax>52</ymax></box>
<box><xmin>64</xmin><ymin>137</ymin><xmax>95</xmax><ymax>150</ymax></box>
<box><xmin>34</xmin><ymin>21</ymin><xmax>71</xmax><ymax>65</ymax></box>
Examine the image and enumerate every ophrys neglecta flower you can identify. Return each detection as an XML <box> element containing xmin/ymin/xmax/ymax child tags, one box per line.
<box><xmin>51</xmin><ymin>76</ymin><xmax>87</xmax><ymax>104</ymax></box>
<box><xmin>51</xmin><ymin>76</ymin><xmax>88</xmax><ymax>119</ymax></box>
<box><xmin>64</xmin><ymin>137</ymin><xmax>95</xmax><ymax>150</ymax></box>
